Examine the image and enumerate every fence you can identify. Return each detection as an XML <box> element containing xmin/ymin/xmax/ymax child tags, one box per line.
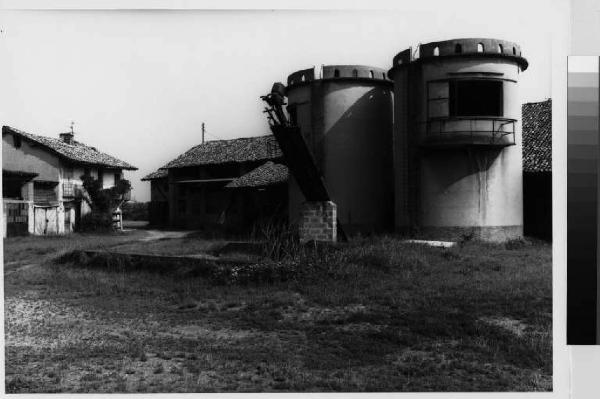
<box><xmin>3</xmin><ymin>200</ymin><xmax>33</xmax><ymax>237</ymax></box>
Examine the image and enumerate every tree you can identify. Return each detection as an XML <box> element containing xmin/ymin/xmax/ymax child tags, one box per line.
<box><xmin>78</xmin><ymin>175</ymin><xmax>132</xmax><ymax>231</ymax></box>
<box><xmin>80</xmin><ymin>174</ymin><xmax>132</xmax><ymax>213</ymax></box>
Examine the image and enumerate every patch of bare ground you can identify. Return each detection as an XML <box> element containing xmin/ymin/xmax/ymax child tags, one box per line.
<box><xmin>5</xmin><ymin>235</ymin><xmax>552</xmax><ymax>392</ymax></box>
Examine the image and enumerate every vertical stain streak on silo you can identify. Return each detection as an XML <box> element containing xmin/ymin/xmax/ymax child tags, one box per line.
<box><xmin>468</xmin><ymin>149</ymin><xmax>490</xmax><ymax>225</ymax></box>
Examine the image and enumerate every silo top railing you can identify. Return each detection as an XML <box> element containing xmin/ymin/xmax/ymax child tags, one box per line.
<box><xmin>389</xmin><ymin>38</ymin><xmax>528</xmax><ymax>78</ymax></box>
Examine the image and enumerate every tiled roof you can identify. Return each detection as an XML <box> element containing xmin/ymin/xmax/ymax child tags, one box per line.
<box><xmin>225</xmin><ymin>161</ymin><xmax>289</xmax><ymax>188</ymax></box>
<box><xmin>522</xmin><ymin>99</ymin><xmax>552</xmax><ymax>173</ymax></box>
<box><xmin>141</xmin><ymin>169</ymin><xmax>168</xmax><ymax>181</ymax></box>
<box><xmin>3</xmin><ymin>126</ymin><xmax>137</xmax><ymax>170</ymax></box>
<box><xmin>162</xmin><ymin>135</ymin><xmax>282</xmax><ymax>169</ymax></box>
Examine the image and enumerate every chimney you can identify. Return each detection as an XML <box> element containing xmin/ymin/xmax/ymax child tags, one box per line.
<box><xmin>60</xmin><ymin>121</ymin><xmax>75</xmax><ymax>144</ymax></box>
<box><xmin>59</xmin><ymin>132</ymin><xmax>74</xmax><ymax>145</ymax></box>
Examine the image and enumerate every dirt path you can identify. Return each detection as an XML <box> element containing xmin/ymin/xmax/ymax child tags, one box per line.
<box><xmin>132</xmin><ymin>230</ymin><xmax>191</xmax><ymax>242</ymax></box>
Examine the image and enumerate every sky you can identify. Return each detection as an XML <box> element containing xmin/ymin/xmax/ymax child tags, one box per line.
<box><xmin>0</xmin><ymin>3</ymin><xmax>556</xmax><ymax>202</ymax></box>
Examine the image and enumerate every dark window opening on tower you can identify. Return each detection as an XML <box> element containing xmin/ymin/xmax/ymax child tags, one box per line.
<box><xmin>449</xmin><ymin>80</ymin><xmax>503</xmax><ymax>117</ymax></box>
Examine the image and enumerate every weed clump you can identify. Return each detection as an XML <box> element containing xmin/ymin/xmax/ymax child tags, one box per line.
<box><xmin>505</xmin><ymin>237</ymin><xmax>529</xmax><ymax>250</ymax></box>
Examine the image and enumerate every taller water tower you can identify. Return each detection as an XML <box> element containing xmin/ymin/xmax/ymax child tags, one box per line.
<box><xmin>388</xmin><ymin>38</ymin><xmax>529</xmax><ymax>241</ymax></box>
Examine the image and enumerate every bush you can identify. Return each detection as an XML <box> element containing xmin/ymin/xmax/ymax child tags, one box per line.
<box><xmin>78</xmin><ymin>212</ymin><xmax>113</xmax><ymax>232</ymax></box>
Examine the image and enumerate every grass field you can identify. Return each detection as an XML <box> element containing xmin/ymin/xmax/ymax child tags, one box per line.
<box><xmin>4</xmin><ymin>231</ymin><xmax>552</xmax><ymax>392</ymax></box>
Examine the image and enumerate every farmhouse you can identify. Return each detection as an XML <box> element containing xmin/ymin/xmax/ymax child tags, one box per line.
<box><xmin>2</xmin><ymin>125</ymin><xmax>137</xmax><ymax>237</ymax></box>
<box><xmin>142</xmin><ymin>135</ymin><xmax>288</xmax><ymax>233</ymax></box>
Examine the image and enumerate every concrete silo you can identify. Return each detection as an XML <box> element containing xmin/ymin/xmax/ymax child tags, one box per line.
<box><xmin>285</xmin><ymin>65</ymin><xmax>394</xmax><ymax>234</ymax></box>
<box><xmin>388</xmin><ymin>38</ymin><xmax>529</xmax><ymax>241</ymax></box>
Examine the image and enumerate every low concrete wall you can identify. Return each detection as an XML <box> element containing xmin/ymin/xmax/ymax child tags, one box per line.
<box><xmin>418</xmin><ymin>225</ymin><xmax>523</xmax><ymax>242</ymax></box>
<box><xmin>299</xmin><ymin>201</ymin><xmax>337</xmax><ymax>243</ymax></box>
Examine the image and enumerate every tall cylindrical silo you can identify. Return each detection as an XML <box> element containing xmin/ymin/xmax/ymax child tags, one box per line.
<box><xmin>285</xmin><ymin>65</ymin><xmax>394</xmax><ymax>234</ymax></box>
<box><xmin>388</xmin><ymin>38</ymin><xmax>529</xmax><ymax>241</ymax></box>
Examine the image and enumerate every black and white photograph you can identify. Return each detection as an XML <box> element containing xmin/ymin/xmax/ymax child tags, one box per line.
<box><xmin>1</xmin><ymin>1</ymin><xmax>555</xmax><ymax>393</ymax></box>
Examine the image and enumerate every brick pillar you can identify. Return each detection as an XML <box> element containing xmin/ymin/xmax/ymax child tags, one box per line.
<box><xmin>299</xmin><ymin>201</ymin><xmax>337</xmax><ymax>243</ymax></box>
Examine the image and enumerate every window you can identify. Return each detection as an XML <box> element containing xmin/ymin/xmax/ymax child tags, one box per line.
<box><xmin>433</xmin><ymin>46</ymin><xmax>440</xmax><ymax>56</ymax></box>
<box><xmin>352</xmin><ymin>69</ymin><xmax>358</xmax><ymax>78</ymax></box>
<box><xmin>334</xmin><ymin>69</ymin><xmax>340</xmax><ymax>77</ymax></box>
<box><xmin>477</xmin><ymin>43</ymin><xmax>484</xmax><ymax>52</ymax></box>
<box><xmin>114</xmin><ymin>173</ymin><xmax>121</xmax><ymax>183</ymax></box>
<box><xmin>455</xmin><ymin>43</ymin><xmax>462</xmax><ymax>53</ymax></box>
<box><xmin>449</xmin><ymin>80</ymin><xmax>503</xmax><ymax>117</ymax></box>
<box><xmin>427</xmin><ymin>81</ymin><xmax>450</xmax><ymax>118</ymax></box>
<box><xmin>498</xmin><ymin>44</ymin><xmax>504</xmax><ymax>53</ymax></box>
<box><xmin>369</xmin><ymin>70</ymin><xmax>374</xmax><ymax>78</ymax></box>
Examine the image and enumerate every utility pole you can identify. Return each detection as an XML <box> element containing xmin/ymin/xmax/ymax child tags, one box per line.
<box><xmin>202</xmin><ymin>122</ymin><xmax>205</xmax><ymax>144</ymax></box>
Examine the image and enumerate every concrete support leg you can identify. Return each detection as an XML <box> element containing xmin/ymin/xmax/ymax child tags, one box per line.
<box><xmin>299</xmin><ymin>201</ymin><xmax>337</xmax><ymax>243</ymax></box>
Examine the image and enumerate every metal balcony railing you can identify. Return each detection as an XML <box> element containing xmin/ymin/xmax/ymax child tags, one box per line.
<box><xmin>62</xmin><ymin>181</ymin><xmax>78</xmax><ymax>198</ymax></box>
<box><xmin>422</xmin><ymin>117</ymin><xmax>517</xmax><ymax>147</ymax></box>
